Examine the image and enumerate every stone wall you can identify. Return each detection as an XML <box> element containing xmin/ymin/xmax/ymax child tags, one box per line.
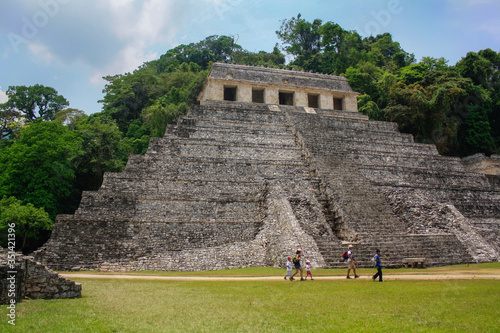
<box><xmin>38</xmin><ymin>217</ymin><xmax>264</xmax><ymax>270</ymax></box>
<box><xmin>462</xmin><ymin>153</ymin><xmax>500</xmax><ymax>176</ymax></box>
<box><xmin>96</xmin><ymin>180</ymin><xmax>327</xmax><ymax>272</ymax></box>
<box><xmin>0</xmin><ymin>249</ymin><xmax>81</xmax><ymax>304</ymax></box>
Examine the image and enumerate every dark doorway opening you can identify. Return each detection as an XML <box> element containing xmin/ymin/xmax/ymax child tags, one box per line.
<box><xmin>279</xmin><ymin>92</ymin><xmax>294</xmax><ymax>105</ymax></box>
<box><xmin>252</xmin><ymin>89</ymin><xmax>265</xmax><ymax>103</ymax></box>
<box><xmin>334</xmin><ymin>98</ymin><xmax>343</xmax><ymax>110</ymax></box>
<box><xmin>308</xmin><ymin>94</ymin><xmax>319</xmax><ymax>108</ymax></box>
<box><xmin>224</xmin><ymin>86</ymin><xmax>237</xmax><ymax>101</ymax></box>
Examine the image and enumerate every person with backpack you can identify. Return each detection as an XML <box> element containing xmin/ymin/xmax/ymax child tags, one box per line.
<box><xmin>290</xmin><ymin>248</ymin><xmax>304</xmax><ymax>281</ymax></box>
<box><xmin>372</xmin><ymin>249</ymin><xmax>383</xmax><ymax>282</ymax></box>
<box><xmin>346</xmin><ymin>244</ymin><xmax>360</xmax><ymax>279</ymax></box>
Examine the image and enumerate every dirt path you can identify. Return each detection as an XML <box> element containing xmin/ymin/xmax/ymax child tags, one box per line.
<box><xmin>61</xmin><ymin>273</ymin><xmax>500</xmax><ymax>281</ymax></box>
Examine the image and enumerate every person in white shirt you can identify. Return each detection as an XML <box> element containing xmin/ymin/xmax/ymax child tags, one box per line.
<box><xmin>305</xmin><ymin>260</ymin><xmax>314</xmax><ymax>280</ymax></box>
<box><xmin>284</xmin><ymin>256</ymin><xmax>293</xmax><ymax>280</ymax></box>
<box><xmin>346</xmin><ymin>244</ymin><xmax>360</xmax><ymax>279</ymax></box>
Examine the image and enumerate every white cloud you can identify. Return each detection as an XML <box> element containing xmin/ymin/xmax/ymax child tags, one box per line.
<box><xmin>476</xmin><ymin>21</ymin><xmax>500</xmax><ymax>41</ymax></box>
<box><xmin>28</xmin><ymin>43</ymin><xmax>56</xmax><ymax>64</ymax></box>
<box><xmin>0</xmin><ymin>86</ymin><xmax>8</xmax><ymax>103</ymax></box>
<box><xmin>89</xmin><ymin>0</ymin><xmax>179</xmax><ymax>79</ymax></box>
<box><xmin>89</xmin><ymin>42</ymin><xmax>158</xmax><ymax>85</ymax></box>
<box><xmin>106</xmin><ymin>0</ymin><xmax>176</xmax><ymax>42</ymax></box>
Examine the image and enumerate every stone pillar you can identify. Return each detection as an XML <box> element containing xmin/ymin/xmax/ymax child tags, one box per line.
<box><xmin>344</xmin><ymin>96</ymin><xmax>358</xmax><ymax>112</ymax></box>
<box><xmin>265</xmin><ymin>87</ymin><xmax>279</xmax><ymax>105</ymax></box>
<box><xmin>238</xmin><ymin>85</ymin><xmax>252</xmax><ymax>103</ymax></box>
<box><xmin>320</xmin><ymin>94</ymin><xmax>333</xmax><ymax>109</ymax></box>
<box><xmin>200</xmin><ymin>81</ymin><xmax>223</xmax><ymax>104</ymax></box>
<box><xmin>295</xmin><ymin>91</ymin><xmax>308</xmax><ymax>107</ymax></box>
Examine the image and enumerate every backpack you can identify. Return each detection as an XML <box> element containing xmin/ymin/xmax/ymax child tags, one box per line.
<box><xmin>342</xmin><ymin>251</ymin><xmax>348</xmax><ymax>260</ymax></box>
<box><xmin>292</xmin><ymin>255</ymin><xmax>299</xmax><ymax>264</ymax></box>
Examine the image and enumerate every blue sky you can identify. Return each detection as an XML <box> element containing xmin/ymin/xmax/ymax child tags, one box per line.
<box><xmin>1</xmin><ymin>0</ymin><xmax>499</xmax><ymax>114</ymax></box>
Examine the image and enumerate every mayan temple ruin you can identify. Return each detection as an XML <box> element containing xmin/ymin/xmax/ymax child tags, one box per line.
<box><xmin>33</xmin><ymin>63</ymin><xmax>500</xmax><ymax>271</ymax></box>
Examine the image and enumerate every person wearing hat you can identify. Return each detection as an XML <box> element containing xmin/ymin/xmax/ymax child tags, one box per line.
<box><xmin>290</xmin><ymin>248</ymin><xmax>304</xmax><ymax>281</ymax></box>
<box><xmin>346</xmin><ymin>244</ymin><xmax>360</xmax><ymax>279</ymax></box>
<box><xmin>305</xmin><ymin>260</ymin><xmax>314</xmax><ymax>280</ymax></box>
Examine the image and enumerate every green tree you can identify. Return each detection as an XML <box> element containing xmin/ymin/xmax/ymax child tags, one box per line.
<box><xmin>399</xmin><ymin>63</ymin><xmax>429</xmax><ymax>84</ymax></box>
<box><xmin>155</xmin><ymin>35</ymin><xmax>243</xmax><ymax>73</ymax></box>
<box><xmin>364</xmin><ymin>33</ymin><xmax>414</xmax><ymax>70</ymax></box>
<box><xmin>0</xmin><ymin>102</ymin><xmax>22</xmax><ymax>140</ymax></box>
<box><xmin>3</xmin><ymin>84</ymin><xmax>69</xmax><ymax>123</ymax></box>
<box><xmin>142</xmin><ymin>102</ymin><xmax>189</xmax><ymax>138</ymax></box>
<box><xmin>101</xmin><ymin>59</ymin><xmax>208</xmax><ymax>154</ymax></box>
<box><xmin>345</xmin><ymin>62</ymin><xmax>396</xmax><ymax>110</ymax></box>
<box><xmin>54</xmin><ymin>108</ymin><xmax>87</xmax><ymax>128</ymax></box>
<box><xmin>460</xmin><ymin>104</ymin><xmax>495</xmax><ymax>154</ymax></box>
<box><xmin>0</xmin><ymin>196</ymin><xmax>53</xmax><ymax>253</ymax></box>
<box><xmin>319</xmin><ymin>23</ymin><xmax>364</xmax><ymax>74</ymax></box>
<box><xmin>233</xmin><ymin>46</ymin><xmax>286</xmax><ymax>67</ymax></box>
<box><xmin>457</xmin><ymin>49</ymin><xmax>499</xmax><ymax>90</ymax></box>
<box><xmin>123</xmin><ymin>119</ymin><xmax>151</xmax><ymax>155</ymax></box>
<box><xmin>276</xmin><ymin>14</ymin><xmax>322</xmax><ymax>58</ymax></box>
<box><xmin>385</xmin><ymin>82</ymin><xmax>430</xmax><ymax>139</ymax></box>
<box><xmin>0</xmin><ymin>121</ymin><xmax>81</xmax><ymax>219</ymax></box>
<box><xmin>71</xmin><ymin>114</ymin><xmax>128</xmax><ymax>188</ymax></box>
<box><xmin>100</xmin><ymin>66</ymin><xmax>162</xmax><ymax>133</ymax></box>
<box><xmin>357</xmin><ymin>94</ymin><xmax>384</xmax><ymax>120</ymax></box>
<box><xmin>457</xmin><ymin>49</ymin><xmax>500</xmax><ymax>152</ymax></box>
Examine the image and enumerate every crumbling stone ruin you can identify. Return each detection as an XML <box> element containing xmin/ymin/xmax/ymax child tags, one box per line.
<box><xmin>0</xmin><ymin>248</ymin><xmax>81</xmax><ymax>304</ymax></box>
<box><xmin>33</xmin><ymin>63</ymin><xmax>500</xmax><ymax>271</ymax></box>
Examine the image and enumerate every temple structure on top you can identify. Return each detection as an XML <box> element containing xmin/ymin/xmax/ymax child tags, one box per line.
<box><xmin>199</xmin><ymin>63</ymin><xmax>359</xmax><ymax>111</ymax></box>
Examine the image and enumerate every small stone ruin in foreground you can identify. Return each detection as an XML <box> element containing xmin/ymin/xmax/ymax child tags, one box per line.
<box><xmin>0</xmin><ymin>248</ymin><xmax>81</xmax><ymax>304</ymax></box>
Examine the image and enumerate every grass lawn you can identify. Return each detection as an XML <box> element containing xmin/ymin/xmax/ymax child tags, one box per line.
<box><xmin>2</xmin><ymin>264</ymin><xmax>500</xmax><ymax>332</ymax></box>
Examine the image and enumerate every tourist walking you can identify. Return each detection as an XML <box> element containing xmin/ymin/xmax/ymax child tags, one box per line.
<box><xmin>290</xmin><ymin>248</ymin><xmax>304</xmax><ymax>281</ymax></box>
<box><xmin>305</xmin><ymin>260</ymin><xmax>314</xmax><ymax>280</ymax></box>
<box><xmin>372</xmin><ymin>249</ymin><xmax>383</xmax><ymax>282</ymax></box>
<box><xmin>346</xmin><ymin>244</ymin><xmax>360</xmax><ymax>279</ymax></box>
<box><xmin>284</xmin><ymin>256</ymin><xmax>293</xmax><ymax>280</ymax></box>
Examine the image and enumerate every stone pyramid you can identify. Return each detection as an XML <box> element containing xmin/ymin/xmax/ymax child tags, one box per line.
<box><xmin>34</xmin><ymin>63</ymin><xmax>500</xmax><ymax>271</ymax></box>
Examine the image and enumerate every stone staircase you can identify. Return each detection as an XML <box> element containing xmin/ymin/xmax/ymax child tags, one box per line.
<box><xmin>285</xmin><ymin>108</ymin><xmax>499</xmax><ymax>266</ymax></box>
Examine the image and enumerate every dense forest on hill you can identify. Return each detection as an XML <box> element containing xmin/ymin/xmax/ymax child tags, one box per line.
<box><xmin>1</xmin><ymin>15</ymin><xmax>499</xmax><ymax>252</ymax></box>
